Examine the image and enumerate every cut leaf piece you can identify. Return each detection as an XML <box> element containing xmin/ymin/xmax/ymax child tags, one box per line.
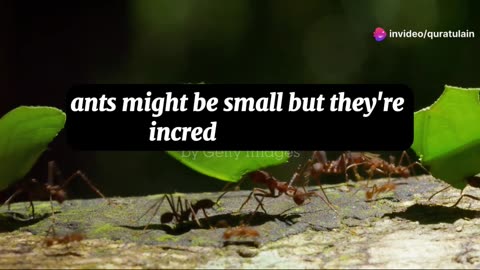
<box><xmin>0</xmin><ymin>106</ymin><xmax>66</xmax><ymax>190</ymax></box>
<box><xmin>412</xmin><ymin>85</ymin><xmax>480</xmax><ymax>189</ymax></box>
<box><xmin>167</xmin><ymin>151</ymin><xmax>290</xmax><ymax>182</ymax></box>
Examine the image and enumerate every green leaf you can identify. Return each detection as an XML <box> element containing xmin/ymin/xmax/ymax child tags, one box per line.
<box><xmin>0</xmin><ymin>106</ymin><xmax>66</xmax><ymax>190</ymax></box>
<box><xmin>412</xmin><ymin>85</ymin><xmax>480</xmax><ymax>189</ymax></box>
<box><xmin>167</xmin><ymin>151</ymin><xmax>290</xmax><ymax>182</ymax></box>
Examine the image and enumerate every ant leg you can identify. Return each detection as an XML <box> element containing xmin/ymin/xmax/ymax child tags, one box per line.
<box><xmin>48</xmin><ymin>161</ymin><xmax>57</xmax><ymax>185</ymax></box>
<box><xmin>238</xmin><ymin>190</ymin><xmax>255</xmax><ymax>213</ymax></box>
<box><xmin>253</xmin><ymin>193</ymin><xmax>269</xmax><ymax>214</ymax></box>
<box><xmin>339</xmin><ymin>153</ymin><xmax>349</xmax><ymax>182</ymax></box>
<box><xmin>215</xmin><ymin>182</ymin><xmax>233</xmax><ymax>205</ymax></box>
<box><xmin>253</xmin><ymin>195</ymin><xmax>266</xmax><ymax>213</ymax></box>
<box><xmin>29</xmin><ymin>199</ymin><xmax>35</xmax><ymax>218</ymax></box>
<box><xmin>346</xmin><ymin>162</ymin><xmax>367</xmax><ymax>183</ymax></box>
<box><xmin>310</xmin><ymin>190</ymin><xmax>337</xmax><ymax>213</ymax></box>
<box><xmin>170</xmin><ymin>195</ymin><xmax>183</xmax><ymax>223</ymax></box>
<box><xmin>53</xmin><ymin>162</ymin><xmax>108</xmax><ymax>202</ymax></box>
<box><xmin>407</xmin><ymin>162</ymin><xmax>431</xmax><ymax>178</ymax></box>
<box><xmin>49</xmin><ymin>194</ymin><xmax>57</xmax><ymax>223</ymax></box>
<box><xmin>427</xmin><ymin>186</ymin><xmax>451</xmax><ymax>201</ymax></box>
<box><xmin>188</xmin><ymin>204</ymin><xmax>202</xmax><ymax>227</ymax></box>
<box><xmin>365</xmin><ymin>184</ymin><xmax>379</xmax><ymax>201</ymax></box>
<box><xmin>239</xmin><ymin>188</ymin><xmax>272</xmax><ymax>213</ymax></box>
<box><xmin>244</xmin><ymin>196</ymin><xmax>266</xmax><ymax>225</ymax></box>
<box><xmin>352</xmin><ymin>166</ymin><xmax>363</xmax><ymax>181</ymax></box>
<box><xmin>398</xmin><ymin>151</ymin><xmax>424</xmax><ymax>178</ymax></box>
<box><xmin>200</xmin><ymin>208</ymin><xmax>214</xmax><ymax>229</ymax></box>
<box><xmin>316</xmin><ymin>182</ymin><xmax>335</xmax><ymax>210</ymax></box>
<box><xmin>451</xmin><ymin>193</ymin><xmax>480</xmax><ymax>208</ymax></box>
<box><xmin>139</xmin><ymin>195</ymin><xmax>167</xmax><ymax>231</ymax></box>
<box><xmin>288</xmin><ymin>160</ymin><xmax>312</xmax><ymax>189</ymax></box>
<box><xmin>238</xmin><ymin>187</ymin><xmax>269</xmax><ymax>212</ymax></box>
<box><xmin>216</xmin><ymin>176</ymin><xmax>250</xmax><ymax>206</ymax></box>
<box><xmin>397</xmin><ymin>151</ymin><xmax>408</xmax><ymax>166</ymax></box>
<box><xmin>1</xmin><ymin>188</ymin><xmax>24</xmax><ymax>211</ymax></box>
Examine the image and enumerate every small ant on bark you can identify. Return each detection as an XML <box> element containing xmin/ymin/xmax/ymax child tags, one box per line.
<box><xmin>44</xmin><ymin>232</ymin><xmax>85</xmax><ymax>247</ymax></box>
<box><xmin>42</xmin><ymin>224</ymin><xmax>85</xmax><ymax>247</ymax></box>
<box><xmin>223</xmin><ymin>225</ymin><xmax>260</xmax><ymax>240</ymax></box>
<box><xmin>223</xmin><ymin>225</ymin><xmax>260</xmax><ymax>248</ymax></box>
<box><xmin>0</xmin><ymin>161</ymin><xmax>110</xmax><ymax>218</ymax></box>
<box><xmin>237</xmin><ymin>167</ymin><xmax>337</xmax><ymax>215</ymax></box>
<box><xmin>365</xmin><ymin>182</ymin><xmax>397</xmax><ymax>201</ymax></box>
<box><xmin>300</xmin><ymin>151</ymin><xmax>370</xmax><ymax>191</ymax></box>
<box><xmin>139</xmin><ymin>194</ymin><xmax>218</xmax><ymax>230</ymax></box>
<box><xmin>346</xmin><ymin>151</ymin><xmax>429</xmax><ymax>183</ymax></box>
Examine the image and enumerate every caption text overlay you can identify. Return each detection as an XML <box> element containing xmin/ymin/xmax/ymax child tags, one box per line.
<box><xmin>65</xmin><ymin>84</ymin><xmax>413</xmax><ymax>150</ymax></box>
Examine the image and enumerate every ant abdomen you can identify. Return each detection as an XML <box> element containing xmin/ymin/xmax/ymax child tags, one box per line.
<box><xmin>161</xmin><ymin>212</ymin><xmax>175</xmax><ymax>223</ymax></box>
<box><xmin>194</xmin><ymin>199</ymin><xmax>215</xmax><ymax>210</ymax></box>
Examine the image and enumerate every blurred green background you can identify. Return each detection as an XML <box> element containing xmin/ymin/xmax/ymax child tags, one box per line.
<box><xmin>1</xmin><ymin>0</ymin><xmax>479</xmax><ymax>198</ymax></box>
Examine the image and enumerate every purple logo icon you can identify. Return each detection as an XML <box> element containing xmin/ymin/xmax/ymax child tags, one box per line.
<box><xmin>373</xmin><ymin>27</ymin><xmax>387</xmax><ymax>42</ymax></box>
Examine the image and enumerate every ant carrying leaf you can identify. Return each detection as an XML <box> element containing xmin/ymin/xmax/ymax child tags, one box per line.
<box><xmin>219</xmin><ymin>160</ymin><xmax>337</xmax><ymax>217</ymax></box>
<box><xmin>344</xmin><ymin>151</ymin><xmax>430</xmax><ymax>187</ymax></box>
<box><xmin>1</xmin><ymin>161</ymin><xmax>110</xmax><ymax>218</ymax></box>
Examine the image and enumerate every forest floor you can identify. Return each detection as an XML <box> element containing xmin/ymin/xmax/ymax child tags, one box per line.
<box><xmin>1</xmin><ymin>175</ymin><xmax>480</xmax><ymax>269</ymax></box>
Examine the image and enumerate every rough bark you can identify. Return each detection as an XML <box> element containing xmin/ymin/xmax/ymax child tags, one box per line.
<box><xmin>1</xmin><ymin>175</ymin><xmax>480</xmax><ymax>269</ymax></box>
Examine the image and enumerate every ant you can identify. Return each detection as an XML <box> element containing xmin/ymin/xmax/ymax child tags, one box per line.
<box><xmin>303</xmin><ymin>151</ymin><xmax>370</xmax><ymax>186</ymax></box>
<box><xmin>237</xmin><ymin>166</ymin><xmax>337</xmax><ymax>215</ymax></box>
<box><xmin>365</xmin><ymin>182</ymin><xmax>396</xmax><ymax>201</ymax></box>
<box><xmin>0</xmin><ymin>161</ymin><xmax>109</xmax><ymax>218</ymax></box>
<box><xmin>306</xmin><ymin>151</ymin><xmax>349</xmax><ymax>181</ymax></box>
<box><xmin>345</xmin><ymin>151</ymin><xmax>430</xmax><ymax>187</ymax></box>
<box><xmin>223</xmin><ymin>225</ymin><xmax>260</xmax><ymax>240</ymax></box>
<box><xmin>44</xmin><ymin>232</ymin><xmax>85</xmax><ymax>247</ymax></box>
<box><xmin>42</xmin><ymin>224</ymin><xmax>85</xmax><ymax>247</ymax></box>
<box><xmin>139</xmin><ymin>194</ymin><xmax>218</xmax><ymax>231</ymax></box>
<box><xmin>223</xmin><ymin>225</ymin><xmax>260</xmax><ymax>248</ymax></box>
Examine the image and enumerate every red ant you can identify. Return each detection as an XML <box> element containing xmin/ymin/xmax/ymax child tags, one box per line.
<box><xmin>223</xmin><ymin>225</ymin><xmax>260</xmax><ymax>240</ymax></box>
<box><xmin>43</xmin><ymin>228</ymin><xmax>85</xmax><ymax>247</ymax></box>
<box><xmin>365</xmin><ymin>182</ymin><xmax>396</xmax><ymax>201</ymax></box>
<box><xmin>345</xmin><ymin>151</ymin><xmax>429</xmax><ymax>186</ymax></box>
<box><xmin>303</xmin><ymin>151</ymin><xmax>369</xmax><ymax>186</ymax></box>
<box><xmin>237</xmin><ymin>167</ymin><xmax>337</xmax><ymax>215</ymax></box>
<box><xmin>1</xmin><ymin>161</ymin><xmax>109</xmax><ymax>218</ymax></box>
<box><xmin>139</xmin><ymin>194</ymin><xmax>218</xmax><ymax>230</ymax></box>
<box><xmin>223</xmin><ymin>225</ymin><xmax>261</xmax><ymax>247</ymax></box>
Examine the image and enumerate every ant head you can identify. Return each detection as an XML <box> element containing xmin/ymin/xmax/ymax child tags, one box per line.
<box><xmin>50</xmin><ymin>189</ymin><xmax>67</xmax><ymax>204</ymax></box>
<box><xmin>293</xmin><ymin>191</ymin><xmax>312</xmax><ymax>205</ymax></box>
<box><xmin>398</xmin><ymin>167</ymin><xmax>410</xmax><ymax>178</ymax></box>
<box><xmin>467</xmin><ymin>176</ymin><xmax>480</xmax><ymax>188</ymax></box>
<box><xmin>293</xmin><ymin>194</ymin><xmax>306</xmax><ymax>205</ymax></box>
<box><xmin>160</xmin><ymin>212</ymin><xmax>175</xmax><ymax>223</ymax></box>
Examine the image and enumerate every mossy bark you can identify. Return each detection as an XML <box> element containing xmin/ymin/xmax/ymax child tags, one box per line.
<box><xmin>1</xmin><ymin>175</ymin><xmax>480</xmax><ymax>268</ymax></box>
